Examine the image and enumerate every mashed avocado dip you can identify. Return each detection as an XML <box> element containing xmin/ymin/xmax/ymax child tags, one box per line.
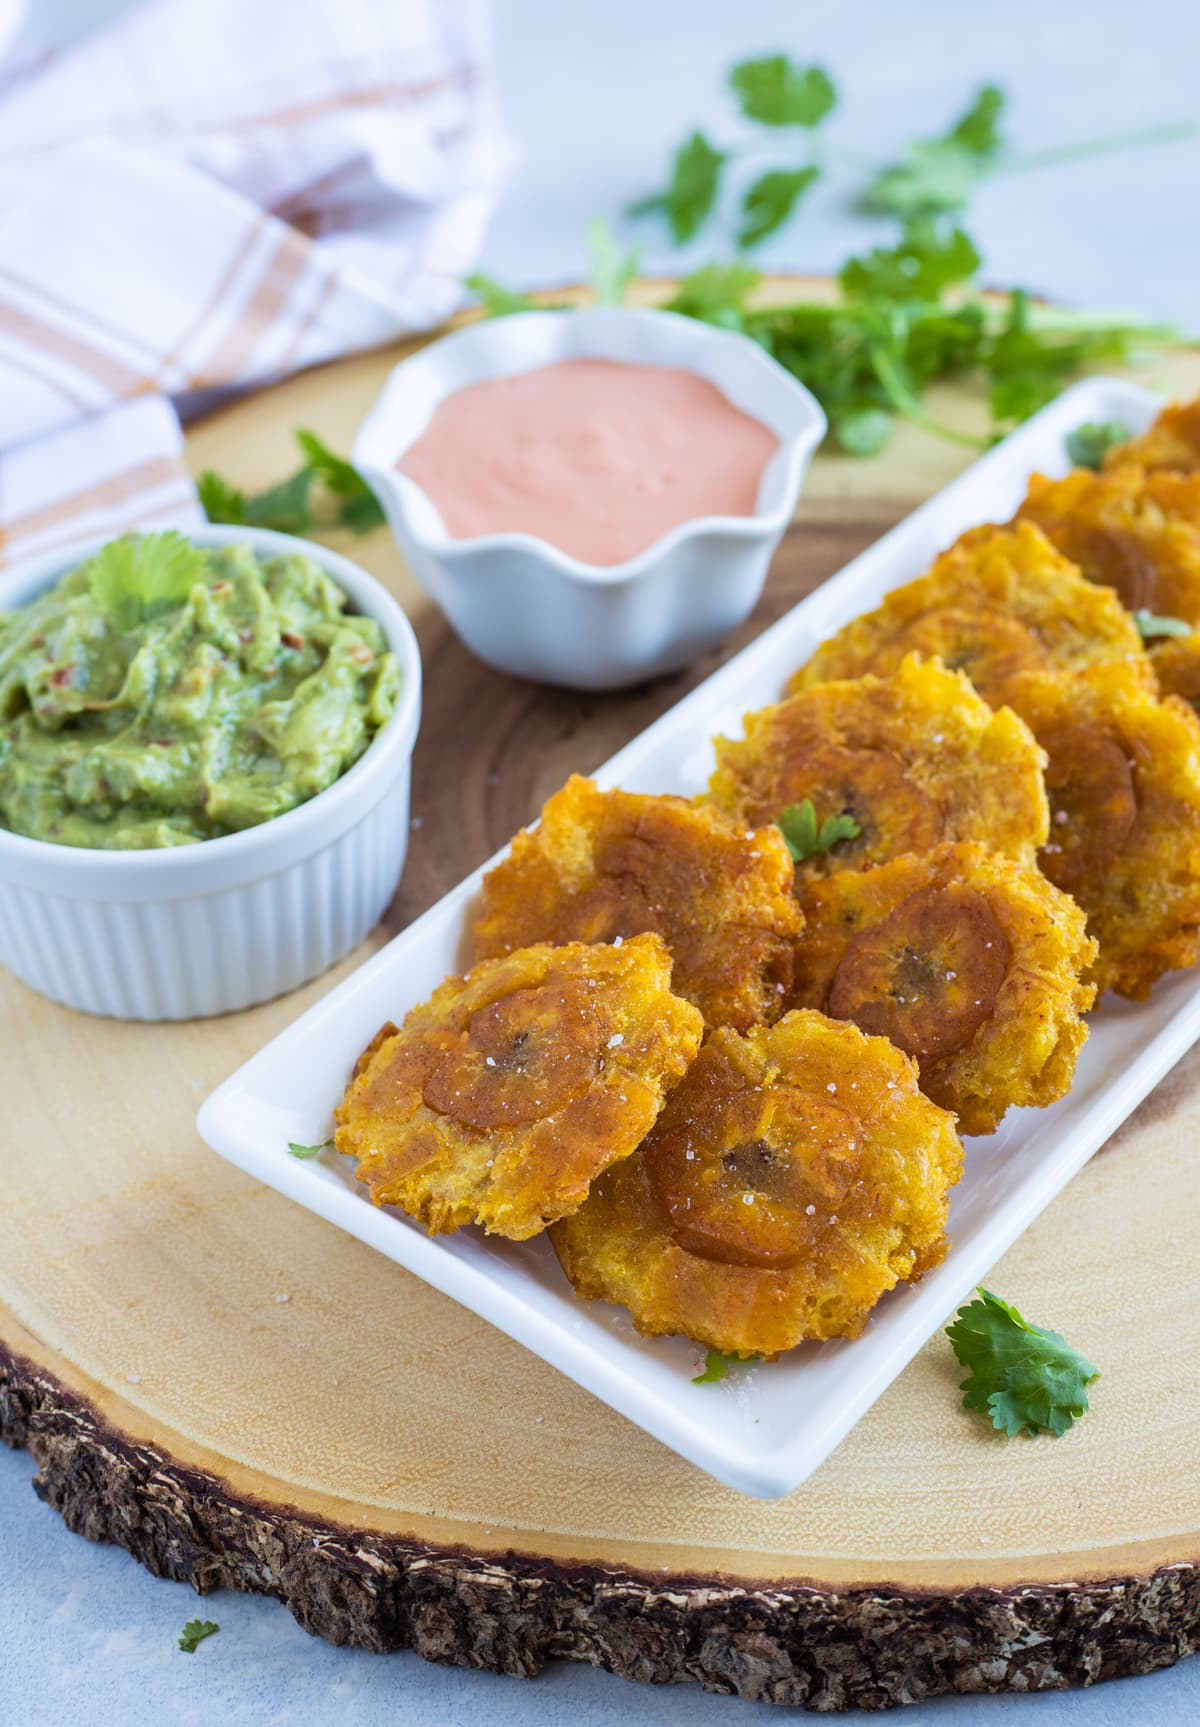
<box><xmin>0</xmin><ymin>533</ymin><xmax>400</xmax><ymax>849</ymax></box>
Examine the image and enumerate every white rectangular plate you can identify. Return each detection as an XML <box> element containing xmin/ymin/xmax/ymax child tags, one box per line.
<box><xmin>199</xmin><ymin>377</ymin><xmax>1194</xmax><ymax>1499</ymax></box>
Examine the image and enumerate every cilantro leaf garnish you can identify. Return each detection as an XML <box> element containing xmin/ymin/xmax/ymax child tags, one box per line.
<box><xmin>729</xmin><ymin>57</ymin><xmax>836</xmax><ymax>129</ymax></box>
<box><xmin>946</xmin><ymin>83</ymin><xmax>1006</xmax><ymax>158</ymax></box>
<box><xmin>288</xmin><ymin>1139</ymin><xmax>333</xmax><ymax>1159</ymax></box>
<box><xmin>666</xmin><ymin>261</ymin><xmax>762</xmax><ymax>328</ymax></box>
<box><xmin>628</xmin><ymin>130</ymin><xmax>727</xmax><ymax>243</ymax></box>
<box><xmin>738</xmin><ymin>166</ymin><xmax>819</xmax><ymax>248</ymax></box>
<box><xmin>840</xmin><ymin>219</ymin><xmax>982</xmax><ymax>302</ymax></box>
<box><xmin>199</xmin><ymin>430</ymin><xmax>382</xmax><ymax>539</ymax></box>
<box><xmin>465</xmin><ymin>273</ymin><xmax>534</xmax><ymax>317</ymax></box>
<box><xmin>178</xmin><ymin>1619</ymin><xmax>219</xmax><ymax>1653</ymax></box>
<box><xmin>194</xmin><ymin>469</ymin><xmax>246</xmax><ymax>525</ymax></box>
<box><xmin>587</xmin><ymin>217</ymin><xmax>640</xmax><ymax>306</ymax></box>
<box><xmin>861</xmin><ymin>85</ymin><xmax>1006</xmax><ymax>218</ymax></box>
<box><xmin>946</xmin><ymin>1288</ymin><xmax>1099</xmax><ymax>1438</ymax></box>
<box><xmin>88</xmin><ymin>532</ymin><xmax>206</xmax><ymax>632</ymax></box>
<box><xmin>1135</xmin><ymin>611</ymin><xmax>1192</xmax><ymax>640</ymax></box>
<box><xmin>1065</xmin><ymin>419</ymin><xmax>1132</xmax><ymax>469</ymax></box>
<box><xmin>777</xmin><ymin>799</ymin><xmax>861</xmax><ymax>862</ymax></box>
<box><xmin>833</xmin><ymin>406</ymin><xmax>894</xmax><ymax>457</ymax></box>
<box><xmin>693</xmin><ymin>1347</ymin><xmax>762</xmax><ymax>1384</ymax></box>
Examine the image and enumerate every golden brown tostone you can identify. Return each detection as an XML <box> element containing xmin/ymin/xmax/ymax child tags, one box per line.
<box><xmin>792</xmin><ymin>841</ymin><xmax>1097</xmax><ymax>1135</ymax></box>
<box><xmin>789</xmin><ymin>522</ymin><xmax>1155</xmax><ymax>710</ymax></box>
<box><xmin>1105</xmin><ymin>398</ymin><xmax>1200</xmax><ymax>474</ymax></box>
<box><xmin>708</xmin><ymin>653</ymin><xmax>1049</xmax><ymax>879</ymax></box>
<box><xmin>335</xmin><ymin>933</ymin><xmax>704</xmax><ymax>1239</ymax></box>
<box><xmin>551</xmin><ymin>1010</ymin><xmax>962</xmax><ymax>1357</ymax></box>
<box><xmin>1019</xmin><ymin>466</ymin><xmax>1200</xmax><ymax>621</ymax></box>
<box><xmin>472</xmin><ymin>776</ymin><xmax>801</xmax><ymax>1031</ymax></box>
<box><xmin>1018</xmin><ymin>668</ymin><xmax>1200</xmax><ymax>1001</ymax></box>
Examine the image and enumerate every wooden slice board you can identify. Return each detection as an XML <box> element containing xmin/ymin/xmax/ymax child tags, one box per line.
<box><xmin>4</xmin><ymin>285</ymin><xmax>1200</xmax><ymax>1712</ymax></box>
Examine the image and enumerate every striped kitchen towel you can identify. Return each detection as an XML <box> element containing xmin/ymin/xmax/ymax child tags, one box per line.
<box><xmin>0</xmin><ymin>0</ymin><xmax>513</xmax><ymax>568</ymax></box>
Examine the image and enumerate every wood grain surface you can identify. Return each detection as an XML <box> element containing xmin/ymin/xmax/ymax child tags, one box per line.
<box><xmin>4</xmin><ymin>290</ymin><xmax>1200</xmax><ymax>1711</ymax></box>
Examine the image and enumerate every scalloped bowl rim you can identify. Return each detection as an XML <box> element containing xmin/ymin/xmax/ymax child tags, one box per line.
<box><xmin>351</xmin><ymin>305</ymin><xmax>828</xmax><ymax>585</ymax></box>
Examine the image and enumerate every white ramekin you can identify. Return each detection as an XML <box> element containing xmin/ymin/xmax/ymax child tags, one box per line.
<box><xmin>0</xmin><ymin>526</ymin><xmax>422</xmax><ymax>1021</ymax></box>
<box><xmin>352</xmin><ymin>306</ymin><xmax>826</xmax><ymax>691</ymax></box>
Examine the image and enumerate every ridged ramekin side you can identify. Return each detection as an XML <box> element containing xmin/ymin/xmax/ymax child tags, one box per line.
<box><xmin>0</xmin><ymin>766</ymin><xmax>410</xmax><ymax>1020</ymax></box>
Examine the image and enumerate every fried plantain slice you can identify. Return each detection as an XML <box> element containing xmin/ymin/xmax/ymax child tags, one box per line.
<box><xmin>1104</xmin><ymin>399</ymin><xmax>1200</xmax><ymax>474</ymax></box>
<box><xmin>549</xmin><ymin>1010</ymin><xmax>962</xmax><ymax>1357</ymax></box>
<box><xmin>1016</xmin><ymin>668</ymin><xmax>1200</xmax><ymax>1000</ymax></box>
<box><xmin>335</xmin><ymin>933</ymin><xmax>704</xmax><ymax>1239</ymax></box>
<box><xmin>1019</xmin><ymin>466</ymin><xmax>1200</xmax><ymax>620</ymax></box>
<box><xmin>1146</xmin><ymin>628</ymin><xmax>1200</xmax><ymax>707</ymax></box>
<box><xmin>472</xmin><ymin>775</ymin><xmax>801</xmax><ymax>1031</ymax></box>
<box><xmin>792</xmin><ymin>841</ymin><xmax>1097</xmax><ymax>1135</ymax></box>
<box><xmin>789</xmin><ymin>522</ymin><xmax>1154</xmax><ymax>709</ymax></box>
<box><xmin>708</xmin><ymin>653</ymin><xmax>1049</xmax><ymax>878</ymax></box>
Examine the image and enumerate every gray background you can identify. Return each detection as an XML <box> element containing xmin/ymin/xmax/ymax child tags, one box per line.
<box><xmin>3</xmin><ymin>1</ymin><xmax>1198</xmax><ymax>1722</ymax></box>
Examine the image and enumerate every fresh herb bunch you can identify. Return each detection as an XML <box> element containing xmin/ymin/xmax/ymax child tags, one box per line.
<box><xmin>468</xmin><ymin>219</ymin><xmax>1180</xmax><ymax>458</ymax></box>
<box><xmin>632</xmin><ymin>58</ymin><xmax>1198</xmax><ymax>252</ymax></box>
<box><xmin>946</xmin><ymin>1287</ymin><xmax>1099</xmax><ymax>1438</ymax></box>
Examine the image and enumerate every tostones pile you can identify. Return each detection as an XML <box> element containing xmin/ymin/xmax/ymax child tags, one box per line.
<box><xmin>790</xmin><ymin>522</ymin><xmax>1154</xmax><ymax>710</ymax></box>
<box><xmin>790</xmin><ymin>842</ymin><xmax>1096</xmax><ymax>1134</ymax></box>
<box><xmin>333</xmin><ymin>390</ymin><xmax>1200</xmax><ymax>1371</ymax></box>
<box><xmin>1104</xmin><ymin>399</ymin><xmax>1200</xmax><ymax>475</ymax></box>
<box><xmin>707</xmin><ymin>653</ymin><xmax>1048</xmax><ymax>878</ymax></box>
<box><xmin>335</xmin><ymin>934</ymin><xmax>703</xmax><ymax>1238</ymax></box>
<box><xmin>550</xmin><ymin>1011</ymin><xmax>962</xmax><ymax>1356</ymax></box>
<box><xmin>472</xmin><ymin>775</ymin><xmax>800</xmax><ymax>1030</ymax></box>
<box><xmin>1017</xmin><ymin>465</ymin><xmax>1200</xmax><ymax>621</ymax></box>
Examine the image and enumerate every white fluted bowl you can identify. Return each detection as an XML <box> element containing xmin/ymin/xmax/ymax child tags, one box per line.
<box><xmin>353</xmin><ymin>306</ymin><xmax>827</xmax><ymax>690</ymax></box>
<box><xmin>0</xmin><ymin>526</ymin><xmax>422</xmax><ymax>1021</ymax></box>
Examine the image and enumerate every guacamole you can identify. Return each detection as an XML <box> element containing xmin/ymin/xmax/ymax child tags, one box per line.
<box><xmin>0</xmin><ymin>534</ymin><xmax>401</xmax><ymax>849</ymax></box>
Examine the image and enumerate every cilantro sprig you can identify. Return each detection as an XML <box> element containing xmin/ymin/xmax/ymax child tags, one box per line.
<box><xmin>587</xmin><ymin>217</ymin><xmax>640</xmax><ymax>307</ymax></box>
<box><xmin>947</xmin><ymin>1288</ymin><xmax>1099</xmax><ymax>1438</ymax></box>
<box><xmin>178</xmin><ymin>1619</ymin><xmax>219</xmax><ymax>1653</ymax></box>
<box><xmin>633</xmin><ymin>61</ymin><xmax>1199</xmax><ymax>254</ymax></box>
<box><xmin>288</xmin><ymin>1138</ymin><xmax>333</xmax><ymax>1159</ymax></box>
<box><xmin>1065</xmin><ymin>419</ymin><xmax>1132</xmax><ymax>470</ymax></box>
<box><xmin>278</xmin><ymin>62</ymin><xmax>1193</xmax><ymax>488</ymax></box>
<box><xmin>861</xmin><ymin>85</ymin><xmax>1006</xmax><ymax>219</ymax></box>
<box><xmin>198</xmin><ymin>429</ymin><xmax>383</xmax><ymax>539</ymax></box>
<box><xmin>88</xmin><ymin>532</ymin><xmax>207</xmax><ymax>631</ymax></box>
<box><xmin>629</xmin><ymin>130</ymin><xmax>729</xmax><ymax>245</ymax></box>
<box><xmin>466</xmin><ymin>223</ymin><xmax>1178</xmax><ymax>459</ymax></box>
<box><xmin>777</xmin><ymin>799</ymin><xmax>861</xmax><ymax>862</ymax></box>
<box><xmin>1135</xmin><ymin>611</ymin><xmax>1192</xmax><ymax>640</ymax></box>
<box><xmin>693</xmin><ymin>1347</ymin><xmax>761</xmax><ymax>1384</ymax></box>
<box><xmin>463</xmin><ymin>273</ymin><xmax>534</xmax><ymax>317</ymax></box>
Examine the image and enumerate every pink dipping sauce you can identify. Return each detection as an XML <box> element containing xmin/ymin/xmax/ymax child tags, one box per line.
<box><xmin>397</xmin><ymin>358</ymin><xmax>779</xmax><ymax>566</ymax></box>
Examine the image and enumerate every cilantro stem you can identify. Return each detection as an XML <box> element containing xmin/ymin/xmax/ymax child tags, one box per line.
<box><xmin>867</xmin><ymin>344</ymin><xmax>990</xmax><ymax>450</ymax></box>
<box><xmin>1000</xmin><ymin>120</ymin><xmax>1200</xmax><ymax>177</ymax></box>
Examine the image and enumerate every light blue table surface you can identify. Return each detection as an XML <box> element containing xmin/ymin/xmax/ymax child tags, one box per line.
<box><xmin>4</xmin><ymin>2</ymin><xmax>1199</xmax><ymax>1722</ymax></box>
